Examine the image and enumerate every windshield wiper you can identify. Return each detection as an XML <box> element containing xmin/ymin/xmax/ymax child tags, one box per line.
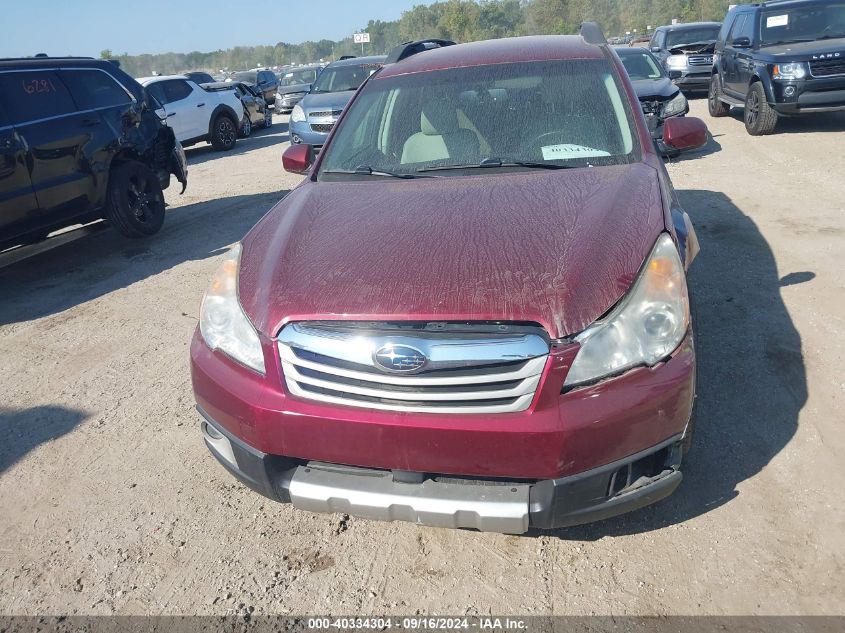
<box><xmin>323</xmin><ymin>165</ymin><xmax>436</xmax><ymax>179</ymax></box>
<box><xmin>417</xmin><ymin>158</ymin><xmax>574</xmax><ymax>173</ymax></box>
<box><xmin>764</xmin><ymin>38</ymin><xmax>817</xmax><ymax>46</ymax></box>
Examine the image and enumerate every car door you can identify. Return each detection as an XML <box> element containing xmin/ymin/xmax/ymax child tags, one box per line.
<box><xmin>0</xmin><ymin>69</ymin><xmax>107</xmax><ymax>235</ymax></box>
<box><xmin>732</xmin><ymin>14</ymin><xmax>757</xmax><ymax>92</ymax></box>
<box><xmin>148</xmin><ymin>79</ymin><xmax>206</xmax><ymax>142</ymax></box>
<box><xmin>0</xmin><ymin>87</ymin><xmax>38</xmax><ymax>242</ymax></box>
<box><xmin>722</xmin><ymin>14</ymin><xmax>748</xmax><ymax>94</ymax></box>
<box><xmin>257</xmin><ymin>71</ymin><xmax>274</xmax><ymax>102</ymax></box>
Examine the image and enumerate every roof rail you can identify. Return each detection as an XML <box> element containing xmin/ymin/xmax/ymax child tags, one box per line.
<box><xmin>580</xmin><ymin>22</ymin><xmax>607</xmax><ymax>46</ymax></box>
<box><xmin>385</xmin><ymin>39</ymin><xmax>457</xmax><ymax>64</ymax></box>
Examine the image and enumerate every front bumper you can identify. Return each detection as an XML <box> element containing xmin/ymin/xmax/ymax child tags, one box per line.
<box><xmin>288</xmin><ymin>119</ymin><xmax>330</xmax><ymax>147</ymax></box>
<box><xmin>770</xmin><ymin>76</ymin><xmax>845</xmax><ymax>114</ymax></box>
<box><xmin>668</xmin><ymin>69</ymin><xmax>712</xmax><ymax>89</ymax></box>
<box><xmin>199</xmin><ymin>406</ymin><xmax>684</xmax><ymax>533</ymax></box>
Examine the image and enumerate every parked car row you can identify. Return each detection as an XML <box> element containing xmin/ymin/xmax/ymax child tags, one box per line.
<box><xmin>191</xmin><ymin>29</ymin><xmax>710</xmax><ymax>534</ymax></box>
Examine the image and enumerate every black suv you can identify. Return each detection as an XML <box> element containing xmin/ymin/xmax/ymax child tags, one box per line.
<box><xmin>709</xmin><ymin>0</ymin><xmax>845</xmax><ymax>135</ymax></box>
<box><xmin>0</xmin><ymin>57</ymin><xmax>187</xmax><ymax>248</ymax></box>
<box><xmin>232</xmin><ymin>70</ymin><xmax>279</xmax><ymax>106</ymax></box>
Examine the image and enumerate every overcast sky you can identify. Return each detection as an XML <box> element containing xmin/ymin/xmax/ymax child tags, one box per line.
<box><xmin>1</xmin><ymin>0</ymin><xmax>433</xmax><ymax>58</ymax></box>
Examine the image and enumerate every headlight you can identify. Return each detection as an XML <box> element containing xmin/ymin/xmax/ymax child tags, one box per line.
<box><xmin>564</xmin><ymin>234</ymin><xmax>690</xmax><ymax>388</ymax></box>
<box><xmin>773</xmin><ymin>63</ymin><xmax>807</xmax><ymax>80</ymax></box>
<box><xmin>199</xmin><ymin>244</ymin><xmax>265</xmax><ymax>374</ymax></box>
<box><xmin>662</xmin><ymin>91</ymin><xmax>688</xmax><ymax>118</ymax></box>
<box><xmin>290</xmin><ymin>104</ymin><xmax>306</xmax><ymax>122</ymax></box>
<box><xmin>666</xmin><ymin>55</ymin><xmax>687</xmax><ymax>68</ymax></box>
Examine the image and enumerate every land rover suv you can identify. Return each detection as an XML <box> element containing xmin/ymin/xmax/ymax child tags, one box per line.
<box><xmin>709</xmin><ymin>0</ymin><xmax>845</xmax><ymax>135</ymax></box>
<box><xmin>0</xmin><ymin>57</ymin><xmax>187</xmax><ymax>247</ymax></box>
<box><xmin>191</xmin><ymin>29</ymin><xmax>708</xmax><ymax>533</ymax></box>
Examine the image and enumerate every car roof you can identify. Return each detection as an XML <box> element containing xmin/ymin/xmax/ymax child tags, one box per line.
<box><xmin>325</xmin><ymin>55</ymin><xmax>387</xmax><ymax>68</ymax></box>
<box><xmin>137</xmin><ymin>75</ymin><xmax>194</xmax><ymax>84</ymax></box>
<box><xmin>0</xmin><ymin>56</ymin><xmax>113</xmax><ymax>70</ymax></box>
<box><xmin>660</xmin><ymin>21</ymin><xmax>722</xmax><ymax>31</ymax></box>
<box><xmin>378</xmin><ymin>36</ymin><xmax>605</xmax><ymax>80</ymax></box>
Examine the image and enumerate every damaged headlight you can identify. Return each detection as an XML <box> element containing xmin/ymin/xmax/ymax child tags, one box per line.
<box><xmin>199</xmin><ymin>244</ymin><xmax>266</xmax><ymax>374</ymax></box>
<box><xmin>290</xmin><ymin>104</ymin><xmax>306</xmax><ymax>123</ymax></box>
<box><xmin>662</xmin><ymin>92</ymin><xmax>688</xmax><ymax>118</ymax></box>
<box><xmin>564</xmin><ymin>234</ymin><xmax>690</xmax><ymax>388</ymax></box>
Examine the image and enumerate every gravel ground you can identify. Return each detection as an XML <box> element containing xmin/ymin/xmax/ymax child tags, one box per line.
<box><xmin>1</xmin><ymin>101</ymin><xmax>843</xmax><ymax>616</ymax></box>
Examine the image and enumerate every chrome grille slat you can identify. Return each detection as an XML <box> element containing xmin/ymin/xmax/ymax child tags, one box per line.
<box><xmin>277</xmin><ymin>323</ymin><xmax>550</xmax><ymax>413</ymax></box>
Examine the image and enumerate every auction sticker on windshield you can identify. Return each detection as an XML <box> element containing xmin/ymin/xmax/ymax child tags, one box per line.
<box><xmin>541</xmin><ymin>144</ymin><xmax>611</xmax><ymax>161</ymax></box>
<box><xmin>766</xmin><ymin>14</ymin><xmax>789</xmax><ymax>28</ymax></box>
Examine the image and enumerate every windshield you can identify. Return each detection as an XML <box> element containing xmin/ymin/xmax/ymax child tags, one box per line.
<box><xmin>312</xmin><ymin>63</ymin><xmax>382</xmax><ymax>93</ymax></box>
<box><xmin>760</xmin><ymin>3</ymin><xmax>845</xmax><ymax>45</ymax></box>
<box><xmin>233</xmin><ymin>71</ymin><xmax>257</xmax><ymax>84</ymax></box>
<box><xmin>666</xmin><ymin>26</ymin><xmax>720</xmax><ymax>48</ymax></box>
<box><xmin>319</xmin><ymin>60</ymin><xmax>638</xmax><ymax>178</ymax></box>
<box><xmin>281</xmin><ymin>68</ymin><xmax>318</xmax><ymax>86</ymax></box>
<box><xmin>618</xmin><ymin>51</ymin><xmax>666</xmax><ymax>80</ymax></box>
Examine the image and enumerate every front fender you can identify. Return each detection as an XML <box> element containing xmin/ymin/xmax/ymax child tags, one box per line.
<box><xmin>753</xmin><ymin>69</ymin><xmax>777</xmax><ymax>103</ymax></box>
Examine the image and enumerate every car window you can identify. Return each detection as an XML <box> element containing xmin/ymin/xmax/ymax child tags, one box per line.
<box><xmin>760</xmin><ymin>2</ymin><xmax>845</xmax><ymax>45</ymax></box>
<box><xmin>312</xmin><ymin>63</ymin><xmax>382</xmax><ymax>93</ymax></box>
<box><xmin>281</xmin><ymin>69</ymin><xmax>317</xmax><ymax>86</ymax></box>
<box><xmin>60</xmin><ymin>69</ymin><xmax>132</xmax><ymax>110</ymax></box>
<box><xmin>0</xmin><ymin>70</ymin><xmax>77</xmax><ymax>124</ymax></box>
<box><xmin>159</xmin><ymin>80</ymin><xmax>193</xmax><ymax>104</ymax></box>
<box><xmin>728</xmin><ymin>14</ymin><xmax>749</xmax><ymax>43</ymax></box>
<box><xmin>234</xmin><ymin>71</ymin><xmax>258</xmax><ymax>84</ymax></box>
<box><xmin>320</xmin><ymin>59</ymin><xmax>638</xmax><ymax>177</ymax></box>
<box><xmin>665</xmin><ymin>26</ymin><xmax>721</xmax><ymax>48</ymax></box>
<box><xmin>618</xmin><ymin>51</ymin><xmax>665</xmax><ymax>80</ymax></box>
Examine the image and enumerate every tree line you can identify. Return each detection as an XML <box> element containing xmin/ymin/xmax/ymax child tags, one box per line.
<box><xmin>103</xmin><ymin>0</ymin><xmax>750</xmax><ymax>77</ymax></box>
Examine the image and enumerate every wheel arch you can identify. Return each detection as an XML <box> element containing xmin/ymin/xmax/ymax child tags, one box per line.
<box><xmin>207</xmin><ymin>104</ymin><xmax>239</xmax><ymax>139</ymax></box>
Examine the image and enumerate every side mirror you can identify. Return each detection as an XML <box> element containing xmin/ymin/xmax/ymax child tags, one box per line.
<box><xmin>663</xmin><ymin>117</ymin><xmax>708</xmax><ymax>153</ymax></box>
<box><xmin>731</xmin><ymin>36</ymin><xmax>752</xmax><ymax>48</ymax></box>
<box><xmin>651</xmin><ymin>46</ymin><xmax>661</xmax><ymax>53</ymax></box>
<box><xmin>282</xmin><ymin>143</ymin><xmax>314</xmax><ymax>174</ymax></box>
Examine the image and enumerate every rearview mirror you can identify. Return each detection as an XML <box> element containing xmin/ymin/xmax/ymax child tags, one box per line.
<box><xmin>731</xmin><ymin>36</ymin><xmax>752</xmax><ymax>48</ymax></box>
<box><xmin>283</xmin><ymin>143</ymin><xmax>314</xmax><ymax>174</ymax></box>
<box><xmin>663</xmin><ymin>117</ymin><xmax>708</xmax><ymax>153</ymax></box>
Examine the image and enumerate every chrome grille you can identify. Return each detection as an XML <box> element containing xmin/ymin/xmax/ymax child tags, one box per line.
<box><xmin>308</xmin><ymin>109</ymin><xmax>343</xmax><ymax>118</ymax></box>
<box><xmin>278</xmin><ymin>322</ymin><xmax>550</xmax><ymax>414</ymax></box>
<box><xmin>688</xmin><ymin>55</ymin><xmax>714</xmax><ymax>66</ymax></box>
<box><xmin>310</xmin><ymin>123</ymin><xmax>335</xmax><ymax>133</ymax></box>
<box><xmin>810</xmin><ymin>58</ymin><xmax>845</xmax><ymax>77</ymax></box>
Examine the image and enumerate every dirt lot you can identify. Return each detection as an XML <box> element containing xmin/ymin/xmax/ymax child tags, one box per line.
<box><xmin>1</xmin><ymin>100</ymin><xmax>844</xmax><ymax>616</ymax></box>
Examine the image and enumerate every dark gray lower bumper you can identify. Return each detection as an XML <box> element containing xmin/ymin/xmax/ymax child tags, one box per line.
<box><xmin>198</xmin><ymin>407</ymin><xmax>684</xmax><ymax>533</ymax></box>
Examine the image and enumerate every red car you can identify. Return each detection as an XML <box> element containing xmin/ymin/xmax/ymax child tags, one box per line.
<box><xmin>191</xmin><ymin>28</ymin><xmax>707</xmax><ymax>533</ymax></box>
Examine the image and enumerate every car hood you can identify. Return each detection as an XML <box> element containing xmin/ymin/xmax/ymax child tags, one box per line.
<box><xmin>668</xmin><ymin>41</ymin><xmax>716</xmax><ymax>55</ymax></box>
<box><xmin>299</xmin><ymin>90</ymin><xmax>355</xmax><ymax>111</ymax></box>
<box><xmin>278</xmin><ymin>83</ymin><xmax>311</xmax><ymax>96</ymax></box>
<box><xmin>756</xmin><ymin>37</ymin><xmax>845</xmax><ymax>61</ymax></box>
<box><xmin>631</xmin><ymin>77</ymin><xmax>679</xmax><ymax>101</ymax></box>
<box><xmin>238</xmin><ymin>163</ymin><xmax>666</xmax><ymax>339</ymax></box>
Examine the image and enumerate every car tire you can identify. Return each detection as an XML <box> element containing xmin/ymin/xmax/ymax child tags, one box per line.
<box><xmin>744</xmin><ymin>82</ymin><xmax>778</xmax><ymax>135</ymax></box>
<box><xmin>105</xmin><ymin>162</ymin><xmax>166</xmax><ymax>238</ymax></box>
<box><xmin>240</xmin><ymin>115</ymin><xmax>252</xmax><ymax>138</ymax></box>
<box><xmin>708</xmin><ymin>75</ymin><xmax>730</xmax><ymax>118</ymax></box>
<box><xmin>210</xmin><ymin>115</ymin><xmax>238</xmax><ymax>151</ymax></box>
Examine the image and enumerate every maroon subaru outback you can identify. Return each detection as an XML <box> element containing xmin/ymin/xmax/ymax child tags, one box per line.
<box><xmin>191</xmin><ymin>27</ymin><xmax>707</xmax><ymax>533</ymax></box>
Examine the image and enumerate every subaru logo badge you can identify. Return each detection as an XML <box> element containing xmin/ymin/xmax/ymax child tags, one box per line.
<box><xmin>374</xmin><ymin>344</ymin><xmax>427</xmax><ymax>373</ymax></box>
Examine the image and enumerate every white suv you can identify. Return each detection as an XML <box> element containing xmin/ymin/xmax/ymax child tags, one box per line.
<box><xmin>138</xmin><ymin>75</ymin><xmax>244</xmax><ymax>151</ymax></box>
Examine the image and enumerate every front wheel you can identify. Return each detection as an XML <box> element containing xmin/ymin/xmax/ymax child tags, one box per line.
<box><xmin>744</xmin><ymin>82</ymin><xmax>778</xmax><ymax>135</ymax></box>
<box><xmin>210</xmin><ymin>115</ymin><xmax>238</xmax><ymax>151</ymax></box>
<box><xmin>708</xmin><ymin>75</ymin><xmax>730</xmax><ymax>117</ymax></box>
<box><xmin>240</xmin><ymin>115</ymin><xmax>252</xmax><ymax>138</ymax></box>
<box><xmin>105</xmin><ymin>162</ymin><xmax>166</xmax><ymax>238</ymax></box>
